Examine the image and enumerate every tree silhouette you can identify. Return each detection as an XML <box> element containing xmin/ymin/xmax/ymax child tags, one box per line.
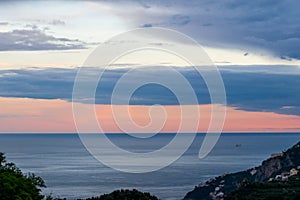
<box><xmin>0</xmin><ymin>152</ymin><xmax>46</xmax><ymax>200</ymax></box>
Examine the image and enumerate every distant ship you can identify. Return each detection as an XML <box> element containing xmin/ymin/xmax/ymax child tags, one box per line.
<box><xmin>235</xmin><ymin>144</ymin><xmax>242</xmax><ymax>148</ymax></box>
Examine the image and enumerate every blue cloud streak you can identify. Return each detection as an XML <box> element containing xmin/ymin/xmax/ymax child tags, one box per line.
<box><xmin>0</xmin><ymin>65</ymin><xmax>299</xmax><ymax>116</ymax></box>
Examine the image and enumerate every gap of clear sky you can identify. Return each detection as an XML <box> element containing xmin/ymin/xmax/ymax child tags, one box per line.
<box><xmin>0</xmin><ymin>0</ymin><xmax>300</xmax><ymax>133</ymax></box>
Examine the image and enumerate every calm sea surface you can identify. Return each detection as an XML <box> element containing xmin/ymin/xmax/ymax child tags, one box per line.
<box><xmin>0</xmin><ymin>133</ymin><xmax>300</xmax><ymax>200</ymax></box>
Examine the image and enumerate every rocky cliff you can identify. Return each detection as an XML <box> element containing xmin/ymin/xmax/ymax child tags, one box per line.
<box><xmin>183</xmin><ymin>141</ymin><xmax>300</xmax><ymax>200</ymax></box>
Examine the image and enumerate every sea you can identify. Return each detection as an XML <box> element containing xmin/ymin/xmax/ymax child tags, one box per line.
<box><xmin>0</xmin><ymin>133</ymin><xmax>300</xmax><ymax>200</ymax></box>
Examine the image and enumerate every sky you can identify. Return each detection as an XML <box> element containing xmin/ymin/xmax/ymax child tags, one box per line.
<box><xmin>0</xmin><ymin>0</ymin><xmax>300</xmax><ymax>133</ymax></box>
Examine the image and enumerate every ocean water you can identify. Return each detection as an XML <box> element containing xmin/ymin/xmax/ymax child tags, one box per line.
<box><xmin>0</xmin><ymin>133</ymin><xmax>300</xmax><ymax>200</ymax></box>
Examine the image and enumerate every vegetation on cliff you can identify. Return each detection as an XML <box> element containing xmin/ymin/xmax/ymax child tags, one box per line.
<box><xmin>225</xmin><ymin>174</ymin><xmax>300</xmax><ymax>200</ymax></box>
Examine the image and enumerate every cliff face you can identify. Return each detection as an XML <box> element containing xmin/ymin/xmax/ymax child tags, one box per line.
<box><xmin>183</xmin><ymin>142</ymin><xmax>300</xmax><ymax>200</ymax></box>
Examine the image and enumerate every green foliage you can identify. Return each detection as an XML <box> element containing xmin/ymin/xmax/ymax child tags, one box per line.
<box><xmin>80</xmin><ymin>189</ymin><xmax>159</xmax><ymax>200</ymax></box>
<box><xmin>0</xmin><ymin>152</ymin><xmax>46</xmax><ymax>200</ymax></box>
<box><xmin>225</xmin><ymin>174</ymin><xmax>300</xmax><ymax>200</ymax></box>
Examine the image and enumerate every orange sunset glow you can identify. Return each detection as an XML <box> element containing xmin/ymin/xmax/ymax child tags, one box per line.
<box><xmin>1</xmin><ymin>97</ymin><xmax>300</xmax><ymax>133</ymax></box>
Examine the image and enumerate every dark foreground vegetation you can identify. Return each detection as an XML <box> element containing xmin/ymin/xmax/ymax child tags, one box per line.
<box><xmin>80</xmin><ymin>189</ymin><xmax>158</xmax><ymax>200</ymax></box>
<box><xmin>0</xmin><ymin>152</ymin><xmax>45</xmax><ymax>200</ymax></box>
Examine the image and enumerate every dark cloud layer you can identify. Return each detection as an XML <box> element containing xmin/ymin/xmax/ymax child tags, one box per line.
<box><xmin>119</xmin><ymin>0</ymin><xmax>300</xmax><ymax>60</ymax></box>
<box><xmin>0</xmin><ymin>21</ymin><xmax>9</xmax><ymax>26</ymax></box>
<box><xmin>0</xmin><ymin>65</ymin><xmax>299</xmax><ymax>116</ymax></box>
